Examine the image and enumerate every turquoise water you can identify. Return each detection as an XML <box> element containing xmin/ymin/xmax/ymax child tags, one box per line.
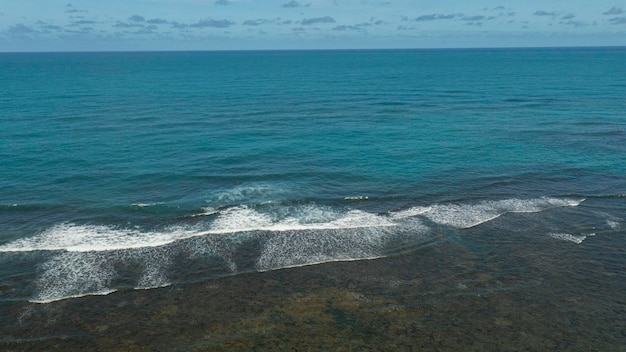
<box><xmin>0</xmin><ymin>49</ymin><xmax>624</xmax><ymax>345</ymax></box>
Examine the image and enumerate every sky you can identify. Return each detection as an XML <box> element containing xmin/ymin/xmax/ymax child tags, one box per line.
<box><xmin>1</xmin><ymin>0</ymin><xmax>625</xmax><ymax>51</ymax></box>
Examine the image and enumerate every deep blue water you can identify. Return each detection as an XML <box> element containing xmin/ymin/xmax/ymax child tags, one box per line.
<box><xmin>0</xmin><ymin>48</ymin><xmax>625</xmax><ymax>307</ymax></box>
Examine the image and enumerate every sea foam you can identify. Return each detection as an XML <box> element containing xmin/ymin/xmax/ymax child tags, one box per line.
<box><xmin>423</xmin><ymin>197</ymin><xmax>584</xmax><ymax>229</ymax></box>
<box><xmin>0</xmin><ymin>223</ymin><xmax>201</xmax><ymax>253</ymax></box>
<box><xmin>1</xmin><ymin>196</ymin><xmax>586</xmax><ymax>303</ymax></box>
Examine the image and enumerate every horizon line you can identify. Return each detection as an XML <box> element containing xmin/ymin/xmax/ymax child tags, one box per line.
<box><xmin>1</xmin><ymin>44</ymin><xmax>625</xmax><ymax>54</ymax></box>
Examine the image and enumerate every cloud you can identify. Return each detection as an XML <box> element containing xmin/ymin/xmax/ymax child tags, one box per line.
<box><xmin>243</xmin><ymin>19</ymin><xmax>270</xmax><ymax>26</ymax></box>
<box><xmin>190</xmin><ymin>18</ymin><xmax>235</xmax><ymax>28</ymax></box>
<box><xmin>71</xmin><ymin>20</ymin><xmax>96</xmax><ymax>26</ymax></box>
<box><xmin>332</xmin><ymin>22</ymin><xmax>374</xmax><ymax>31</ymax></box>
<box><xmin>37</xmin><ymin>22</ymin><xmax>64</xmax><ymax>32</ymax></box>
<box><xmin>561</xmin><ymin>14</ymin><xmax>575</xmax><ymax>20</ymax></box>
<box><xmin>608</xmin><ymin>17</ymin><xmax>626</xmax><ymax>24</ymax></box>
<box><xmin>170</xmin><ymin>21</ymin><xmax>188</xmax><ymax>29</ymax></box>
<box><xmin>414</xmin><ymin>14</ymin><xmax>459</xmax><ymax>21</ymax></box>
<box><xmin>147</xmin><ymin>18</ymin><xmax>169</xmax><ymax>25</ymax></box>
<box><xmin>283</xmin><ymin>1</ymin><xmax>310</xmax><ymax>8</ymax></box>
<box><xmin>533</xmin><ymin>11</ymin><xmax>556</xmax><ymax>16</ymax></box>
<box><xmin>214</xmin><ymin>0</ymin><xmax>231</xmax><ymax>5</ymax></box>
<box><xmin>65</xmin><ymin>4</ymin><xmax>87</xmax><ymax>14</ymax></box>
<box><xmin>560</xmin><ymin>20</ymin><xmax>586</xmax><ymax>27</ymax></box>
<box><xmin>603</xmin><ymin>7</ymin><xmax>623</xmax><ymax>15</ymax></box>
<box><xmin>114</xmin><ymin>21</ymin><xmax>153</xmax><ymax>29</ymax></box>
<box><xmin>301</xmin><ymin>16</ymin><xmax>335</xmax><ymax>25</ymax></box>
<box><xmin>333</xmin><ymin>25</ymin><xmax>360</xmax><ymax>31</ymax></box>
<box><xmin>114</xmin><ymin>22</ymin><xmax>137</xmax><ymax>28</ymax></box>
<box><xmin>129</xmin><ymin>15</ymin><xmax>145</xmax><ymax>22</ymax></box>
<box><xmin>462</xmin><ymin>15</ymin><xmax>486</xmax><ymax>21</ymax></box>
<box><xmin>8</xmin><ymin>23</ymin><xmax>35</xmax><ymax>35</ymax></box>
<box><xmin>64</xmin><ymin>26</ymin><xmax>95</xmax><ymax>34</ymax></box>
<box><xmin>65</xmin><ymin>8</ymin><xmax>87</xmax><ymax>14</ymax></box>
<box><xmin>242</xmin><ymin>18</ymin><xmax>292</xmax><ymax>26</ymax></box>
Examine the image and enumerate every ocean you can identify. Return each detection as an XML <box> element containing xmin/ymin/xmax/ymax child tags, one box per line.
<box><xmin>0</xmin><ymin>48</ymin><xmax>624</xmax><ymax>350</ymax></box>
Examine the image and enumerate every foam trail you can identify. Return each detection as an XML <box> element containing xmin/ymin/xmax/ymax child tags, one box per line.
<box><xmin>210</xmin><ymin>183</ymin><xmax>290</xmax><ymax>205</ymax></box>
<box><xmin>548</xmin><ymin>233</ymin><xmax>595</xmax><ymax>244</ymax></box>
<box><xmin>132</xmin><ymin>247</ymin><xmax>173</xmax><ymax>290</ymax></box>
<box><xmin>256</xmin><ymin>215</ymin><xmax>431</xmax><ymax>272</ymax></box>
<box><xmin>256</xmin><ymin>227</ymin><xmax>391</xmax><ymax>271</ymax></box>
<box><xmin>30</xmin><ymin>251</ymin><xmax>118</xmax><ymax>303</ymax></box>
<box><xmin>29</xmin><ymin>235</ymin><xmax>243</xmax><ymax>303</ymax></box>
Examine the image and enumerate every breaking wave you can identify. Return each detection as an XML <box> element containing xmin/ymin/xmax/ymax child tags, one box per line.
<box><xmin>421</xmin><ymin>197</ymin><xmax>583</xmax><ymax>229</ymax></box>
<box><xmin>0</xmin><ymin>196</ymin><xmax>585</xmax><ymax>303</ymax></box>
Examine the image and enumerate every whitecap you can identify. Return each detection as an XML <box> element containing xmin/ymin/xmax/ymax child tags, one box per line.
<box><xmin>189</xmin><ymin>207</ymin><xmax>219</xmax><ymax>218</ymax></box>
<box><xmin>131</xmin><ymin>202</ymin><xmax>163</xmax><ymax>207</ymax></box>
<box><xmin>548</xmin><ymin>232</ymin><xmax>595</xmax><ymax>244</ymax></box>
<box><xmin>423</xmin><ymin>197</ymin><xmax>584</xmax><ymax>229</ymax></box>
<box><xmin>607</xmin><ymin>219</ymin><xmax>620</xmax><ymax>229</ymax></box>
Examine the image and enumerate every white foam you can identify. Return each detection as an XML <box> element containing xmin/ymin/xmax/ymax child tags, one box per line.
<box><xmin>423</xmin><ymin>197</ymin><xmax>584</xmax><ymax>229</ymax></box>
<box><xmin>0</xmin><ymin>198</ymin><xmax>583</xmax><ymax>253</ymax></box>
<box><xmin>30</xmin><ymin>289</ymin><xmax>118</xmax><ymax>304</ymax></box>
<box><xmin>0</xmin><ymin>223</ymin><xmax>201</xmax><ymax>253</ymax></box>
<box><xmin>389</xmin><ymin>206</ymin><xmax>432</xmax><ymax>220</ymax></box>
<box><xmin>548</xmin><ymin>232</ymin><xmax>595</xmax><ymax>244</ymax></box>
<box><xmin>256</xmin><ymin>226</ymin><xmax>391</xmax><ymax>271</ymax></box>
<box><xmin>133</xmin><ymin>248</ymin><xmax>174</xmax><ymax>289</ymax></box>
<box><xmin>0</xmin><ymin>205</ymin><xmax>398</xmax><ymax>254</ymax></box>
<box><xmin>29</xmin><ymin>245</ymin><xmax>180</xmax><ymax>303</ymax></box>
<box><xmin>131</xmin><ymin>202</ymin><xmax>163</xmax><ymax>207</ymax></box>
<box><xmin>8</xmin><ymin>204</ymin><xmax>410</xmax><ymax>303</ymax></box>
<box><xmin>5</xmin><ymin>197</ymin><xmax>587</xmax><ymax>303</ymax></box>
<box><xmin>29</xmin><ymin>251</ymin><xmax>118</xmax><ymax>303</ymax></box>
<box><xmin>189</xmin><ymin>207</ymin><xmax>219</xmax><ymax>218</ymax></box>
<box><xmin>205</xmin><ymin>206</ymin><xmax>396</xmax><ymax>235</ymax></box>
<box><xmin>208</xmin><ymin>206</ymin><xmax>274</xmax><ymax>233</ymax></box>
